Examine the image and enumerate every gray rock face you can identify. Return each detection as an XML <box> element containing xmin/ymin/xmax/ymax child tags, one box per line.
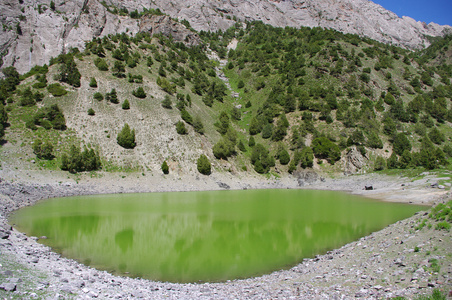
<box><xmin>141</xmin><ymin>0</ymin><xmax>451</xmax><ymax>49</ymax></box>
<box><xmin>1</xmin><ymin>0</ymin><xmax>451</xmax><ymax>74</ymax></box>
<box><xmin>343</xmin><ymin>146</ymin><xmax>367</xmax><ymax>175</ymax></box>
<box><xmin>0</xmin><ymin>0</ymin><xmax>197</xmax><ymax>74</ymax></box>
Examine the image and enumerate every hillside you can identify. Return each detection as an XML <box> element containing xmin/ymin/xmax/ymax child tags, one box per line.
<box><xmin>0</xmin><ymin>17</ymin><xmax>451</xmax><ymax>181</ymax></box>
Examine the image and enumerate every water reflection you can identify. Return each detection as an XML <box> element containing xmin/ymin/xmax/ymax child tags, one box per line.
<box><xmin>115</xmin><ymin>228</ymin><xmax>134</xmax><ymax>253</ymax></box>
<box><xmin>11</xmin><ymin>189</ymin><xmax>424</xmax><ymax>282</ymax></box>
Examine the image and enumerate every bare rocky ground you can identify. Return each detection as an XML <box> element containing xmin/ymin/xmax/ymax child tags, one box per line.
<box><xmin>0</xmin><ymin>168</ymin><xmax>451</xmax><ymax>299</ymax></box>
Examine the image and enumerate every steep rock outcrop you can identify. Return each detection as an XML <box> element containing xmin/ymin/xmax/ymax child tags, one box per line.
<box><xmin>139</xmin><ymin>0</ymin><xmax>451</xmax><ymax>50</ymax></box>
<box><xmin>343</xmin><ymin>146</ymin><xmax>367</xmax><ymax>175</ymax></box>
<box><xmin>0</xmin><ymin>0</ymin><xmax>198</xmax><ymax>74</ymax></box>
<box><xmin>139</xmin><ymin>15</ymin><xmax>201</xmax><ymax>47</ymax></box>
<box><xmin>1</xmin><ymin>0</ymin><xmax>451</xmax><ymax>74</ymax></box>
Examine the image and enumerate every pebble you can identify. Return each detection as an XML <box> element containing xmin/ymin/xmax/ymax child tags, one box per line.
<box><xmin>0</xmin><ymin>177</ymin><xmax>450</xmax><ymax>299</ymax></box>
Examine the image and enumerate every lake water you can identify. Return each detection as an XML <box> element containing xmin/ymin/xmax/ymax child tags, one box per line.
<box><xmin>10</xmin><ymin>189</ymin><xmax>425</xmax><ymax>283</ymax></box>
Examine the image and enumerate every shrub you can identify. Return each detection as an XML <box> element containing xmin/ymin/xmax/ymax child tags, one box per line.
<box><xmin>248</xmin><ymin>136</ymin><xmax>255</xmax><ymax>147</ymax></box>
<box><xmin>112</xmin><ymin>61</ymin><xmax>125</xmax><ymax>78</ymax></box>
<box><xmin>93</xmin><ymin>92</ymin><xmax>103</xmax><ymax>101</ymax></box>
<box><xmin>250</xmin><ymin>143</ymin><xmax>275</xmax><ymax>174</ymax></box>
<box><xmin>161</xmin><ymin>95</ymin><xmax>172</xmax><ymax>109</ymax></box>
<box><xmin>105</xmin><ymin>88</ymin><xmax>118</xmax><ymax>104</ymax></box>
<box><xmin>213</xmin><ymin>139</ymin><xmax>235</xmax><ymax>159</ymax></box>
<box><xmin>393</xmin><ymin>133</ymin><xmax>412</xmax><ymax>156</ymax></box>
<box><xmin>176</xmin><ymin>121</ymin><xmax>187</xmax><ymax>135</ymax></box>
<box><xmin>300</xmin><ymin>147</ymin><xmax>314</xmax><ymax>168</ymax></box>
<box><xmin>60</xmin><ymin>145</ymin><xmax>101</xmax><ymax>173</ymax></box>
<box><xmin>89</xmin><ymin>77</ymin><xmax>97</xmax><ymax>88</ymax></box>
<box><xmin>197</xmin><ymin>154</ymin><xmax>211</xmax><ymax>175</ymax></box>
<box><xmin>19</xmin><ymin>88</ymin><xmax>36</xmax><ymax>106</ymax></box>
<box><xmin>435</xmin><ymin>221</ymin><xmax>450</xmax><ymax>231</ymax></box>
<box><xmin>87</xmin><ymin>108</ymin><xmax>95</xmax><ymax>116</ymax></box>
<box><xmin>32</xmin><ymin>139</ymin><xmax>54</xmax><ymax>160</ymax></box>
<box><xmin>374</xmin><ymin>156</ymin><xmax>386</xmax><ymax>171</ymax></box>
<box><xmin>55</xmin><ymin>53</ymin><xmax>81</xmax><ymax>87</ymax></box>
<box><xmin>94</xmin><ymin>58</ymin><xmax>109</xmax><ymax>71</ymax></box>
<box><xmin>31</xmin><ymin>104</ymin><xmax>66</xmax><ymax>130</ymax></box>
<box><xmin>180</xmin><ymin>109</ymin><xmax>193</xmax><ymax>125</ymax></box>
<box><xmin>237</xmin><ymin>140</ymin><xmax>246</xmax><ymax>152</ymax></box>
<box><xmin>117</xmin><ymin>123</ymin><xmax>136</xmax><ymax>149</ymax></box>
<box><xmin>311</xmin><ymin>137</ymin><xmax>341</xmax><ymax>164</ymax></box>
<box><xmin>122</xmin><ymin>99</ymin><xmax>130</xmax><ymax>110</ymax></box>
<box><xmin>161</xmin><ymin>161</ymin><xmax>169</xmax><ymax>174</ymax></box>
<box><xmin>193</xmin><ymin>116</ymin><xmax>204</xmax><ymax>135</ymax></box>
<box><xmin>428</xmin><ymin>127</ymin><xmax>445</xmax><ymax>145</ymax></box>
<box><xmin>47</xmin><ymin>83</ymin><xmax>67</xmax><ymax>97</ymax></box>
<box><xmin>132</xmin><ymin>87</ymin><xmax>146</xmax><ymax>98</ymax></box>
<box><xmin>278</xmin><ymin>148</ymin><xmax>290</xmax><ymax>165</ymax></box>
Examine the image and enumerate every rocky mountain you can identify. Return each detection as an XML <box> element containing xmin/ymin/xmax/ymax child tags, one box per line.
<box><xmin>1</xmin><ymin>0</ymin><xmax>451</xmax><ymax>74</ymax></box>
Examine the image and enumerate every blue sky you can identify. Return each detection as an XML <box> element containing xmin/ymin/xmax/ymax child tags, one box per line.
<box><xmin>371</xmin><ymin>0</ymin><xmax>452</xmax><ymax>26</ymax></box>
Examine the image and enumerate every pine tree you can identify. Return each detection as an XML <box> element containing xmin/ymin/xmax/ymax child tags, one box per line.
<box><xmin>117</xmin><ymin>123</ymin><xmax>136</xmax><ymax>149</ymax></box>
<box><xmin>122</xmin><ymin>99</ymin><xmax>130</xmax><ymax>110</ymax></box>
<box><xmin>161</xmin><ymin>95</ymin><xmax>172</xmax><ymax>109</ymax></box>
<box><xmin>89</xmin><ymin>77</ymin><xmax>98</xmax><ymax>88</ymax></box>
<box><xmin>197</xmin><ymin>154</ymin><xmax>211</xmax><ymax>175</ymax></box>
<box><xmin>161</xmin><ymin>161</ymin><xmax>169</xmax><ymax>174</ymax></box>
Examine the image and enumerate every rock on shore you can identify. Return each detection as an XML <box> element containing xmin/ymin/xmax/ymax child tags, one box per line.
<box><xmin>0</xmin><ymin>172</ymin><xmax>451</xmax><ymax>299</ymax></box>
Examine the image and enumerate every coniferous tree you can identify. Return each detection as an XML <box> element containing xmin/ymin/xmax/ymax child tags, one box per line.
<box><xmin>117</xmin><ymin>123</ymin><xmax>136</xmax><ymax>149</ymax></box>
<box><xmin>132</xmin><ymin>87</ymin><xmax>146</xmax><ymax>98</ymax></box>
<box><xmin>161</xmin><ymin>161</ymin><xmax>169</xmax><ymax>174</ymax></box>
<box><xmin>161</xmin><ymin>95</ymin><xmax>172</xmax><ymax>109</ymax></box>
<box><xmin>197</xmin><ymin>154</ymin><xmax>211</xmax><ymax>175</ymax></box>
<box><xmin>106</xmin><ymin>89</ymin><xmax>119</xmax><ymax>104</ymax></box>
<box><xmin>89</xmin><ymin>77</ymin><xmax>98</xmax><ymax>88</ymax></box>
<box><xmin>176</xmin><ymin>121</ymin><xmax>187</xmax><ymax>135</ymax></box>
<box><xmin>122</xmin><ymin>99</ymin><xmax>130</xmax><ymax>110</ymax></box>
<box><xmin>32</xmin><ymin>139</ymin><xmax>54</xmax><ymax>160</ymax></box>
<box><xmin>193</xmin><ymin>116</ymin><xmax>204</xmax><ymax>135</ymax></box>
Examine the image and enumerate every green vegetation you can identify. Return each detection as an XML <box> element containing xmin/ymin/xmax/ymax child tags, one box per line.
<box><xmin>161</xmin><ymin>160</ymin><xmax>169</xmax><ymax>174</ymax></box>
<box><xmin>132</xmin><ymin>86</ymin><xmax>146</xmax><ymax>98</ymax></box>
<box><xmin>89</xmin><ymin>77</ymin><xmax>98</xmax><ymax>88</ymax></box>
<box><xmin>117</xmin><ymin>123</ymin><xmax>136</xmax><ymax>149</ymax></box>
<box><xmin>61</xmin><ymin>145</ymin><xmax>102</xmax><ymax>173</ymax></box>
<box><xmin>32</xmin><ymin>138</ymin><xmax>54</xmax><ymax>160</ymax></box>
<box><xmin>1</xmin><ymin>17</ymin><xmax>451</xmax><ymax>177</ymax></box>
<box><xmin>26</xmin><ymin>104</ymin><xmax>66</xmax><ymax>131</ymax></box>
<box><xmin>46</xmin><ymin>83</ymin><xmax>67</xmax><ymax>97</ymax></box>
<box><xmin>176</xmin><ymin>121</ymin><xmax>187</xmax><ymax>135</ymax></box>
<box><xmin>197</xmin><ymin>154</ymin><xmax>211</xmax><ymax>175</ymax></box>
<box><xmin>122</xmin><ymin>99</ymin><xmax>130</xmax><ymax>110</ymax></box>
<box><xmin>415</xmin><ymin>200</ymin><xmax>452</xmax><ymax>232</ymax></box>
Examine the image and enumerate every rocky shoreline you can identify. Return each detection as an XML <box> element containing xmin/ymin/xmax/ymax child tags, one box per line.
<box><xmin>0</xmin><ymin>170</ymin><xmax>451</xmax><ymax>299</ymax></box>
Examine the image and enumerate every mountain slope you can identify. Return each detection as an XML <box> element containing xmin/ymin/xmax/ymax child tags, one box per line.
<box><xmin>1</xmin><ymin>22</ymin><xmax>451</xmax><ymax>179</ymax></box>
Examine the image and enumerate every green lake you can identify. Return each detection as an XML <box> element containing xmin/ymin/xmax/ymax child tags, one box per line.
<box><xmin>10</xmin><ymin>189</ymin><xmax>425</xmax><ymax>283</ymax></box>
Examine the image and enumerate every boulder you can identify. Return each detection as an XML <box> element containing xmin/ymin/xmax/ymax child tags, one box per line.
<box><xmin>0</xmin><ymin>283</ymin><xmax>16</xmax><ymax>292</ymax></box>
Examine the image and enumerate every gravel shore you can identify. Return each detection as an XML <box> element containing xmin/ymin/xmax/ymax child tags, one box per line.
<box><xmin>0</xmin><ymin>169</ymin><xmax>451</xmax><ymax>299</ymax></box>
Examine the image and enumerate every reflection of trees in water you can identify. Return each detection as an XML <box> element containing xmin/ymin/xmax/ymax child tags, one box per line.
<box><xmin>32</xmin><ymin>215</ymin><xmax>100</xmax><ymax>242</ymax></box>
<box><xmin>115</xmin><ymin>228</ymin><xmax>134</xmax><ymax>253</ymax></box>
<box><xmin>13</xmin><ymin>190</ymin><xmax>423</xmax><ymax>282</ymax></box>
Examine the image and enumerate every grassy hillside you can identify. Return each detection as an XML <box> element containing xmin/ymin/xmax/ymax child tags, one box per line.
<box><xmin>0</xmin><ymin>19</ymin><xmax>451</xmax><ymax>179</ymax></box>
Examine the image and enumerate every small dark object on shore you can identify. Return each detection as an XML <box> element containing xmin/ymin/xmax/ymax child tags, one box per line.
<box><xmin>364</xmin><ymin>185</ymin><xmax>373</xmax><ymax>190</ymax></box>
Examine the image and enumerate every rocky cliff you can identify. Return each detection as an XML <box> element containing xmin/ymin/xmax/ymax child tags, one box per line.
<box><xmin>0</xmin><ymin>0</ymin><xmax>199</xmax><ymax>74</ymax></box>
<box><xmin>110</xmin><ymin>0</ymin><xmax>451</xmax><ymax>50</ymax></box>
<box><xmin>1</xmin><ymin>0</ymin><xmax>451</xmax><ymax>74</ymax></box>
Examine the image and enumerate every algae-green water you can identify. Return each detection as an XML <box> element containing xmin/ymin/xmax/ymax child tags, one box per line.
<box><xmin>10</xmin><ymin>189</ymin><xmax>424</xmax><ymax>282</ymax></box>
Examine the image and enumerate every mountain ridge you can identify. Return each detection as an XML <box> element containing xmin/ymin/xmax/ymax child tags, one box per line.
<box><xmin>1</xmin><ymin>0</ymin><xmax>451</xmax><ymax>74</ymax></box>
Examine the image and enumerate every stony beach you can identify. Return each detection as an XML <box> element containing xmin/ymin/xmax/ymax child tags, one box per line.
<box><xmin>0</xmin><ymin>169</ymin><xmax>451</xmax><ymax>299</ymax></box>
